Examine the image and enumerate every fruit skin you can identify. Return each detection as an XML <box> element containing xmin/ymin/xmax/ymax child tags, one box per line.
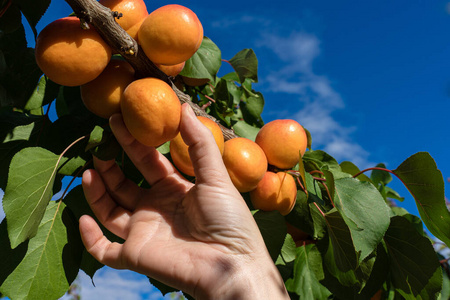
<box><xmin>255</xmin><ymin>119</ymin><xmax>308</xmax><ymax>170</ymax></box>
<box><xmin>99</xmin><ymin>0</ymin><xmax>148</xmax><ymax>40</ymax></box>
<box><xmin>156</xmin><ymin>61</ymin><xmax>186</xmax><ymax>77</ymax></box>
<box><xmin>35</xmin><ymin>17</ymin><xmax>112</xmax><ymax>87</ymax></box>
<box><xmin>250</xmin><ymin>171</ymin><xmax>297</xmax><ymax>216</ymax></box>
<box><xmin>80</xmin><ymin>58</ymin><xmax>135</xmax><ymax>119</ymax></box>
<box><xmin>121</xmin><ymin>78</ymin><xmax>181</xmax><ymax>147</ymax></box>
<box><xmin>170</xmin><ymin>116</ymin><xmax>224</xmax><ymax>176</ymax></box>
<box><xmin>138</xmin><ymin>4</ymin><xmax>203</xmax><ymax>65</ymax></box>
<box><xmin>222</xmin><ymin>137</ymin><xmax>267</xmax><ymax>193</ymax></box>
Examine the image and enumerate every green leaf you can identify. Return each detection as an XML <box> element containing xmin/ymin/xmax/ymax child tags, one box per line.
<box><xmin>285</xmin><ymin>244</ymin><xmax>331</xmax><ymax>299</ymax></box>
<box><xmin>254</xmin><ymin>210</ymin><xmax>287</xmax><ymax>261</ymax></box>
<box><xmin>240</xmin><ymin>92</ymin><xmax>264</xmax><ymax>127</ymax></box>
<box><xmin>384</xmin><ymin>216</ymin><xmax>442</xmax><ymax>298</ymax></box>
<box><xmin>24</xmin><ymin>76</ymin><xmax>60</xmax><ymax>111</ymax></box>
<box><xmin>340</xmin><ymin>161</ymin><xmax>371</xmax><ymax>183</ymax></box>
<box><xmin>86</xmin><ymin>126</ymin><xmax>121</xmax><ymax>161</ymax></box>
<box><xmin>228</xmin><ymin>49</ymin><xmax>258</xmax><ymax>83</ymax></box>
<box><xmin>157</xmin><ymin>141</ymin><xmax>170</xmax><ymax>155</ymax></box>
<box><xmin>179</xmin><ymin>37</ymin><xmax>221</xmax><ymax>82</ymax></box>
<box><xmin>333</xmin><ymin>177</ymin><xmax>390</xmax><ymax>262</ymax></box>
<box><xmin>3</xmin><ymin>147</ymin><xmax>67</xmax><ymax>248</ymax></box>
<box><xmin>303</xmin><ymin>150</ymin><xmax>342</xmax><ymax>174</ymax></box>
<box><xmin>324</xmin><ymin>208</ymin><xmax>358</xmax><ymax>272</ymax></box>
<box><xmin>0</xmin><ymin>111</ymin><xmax>43</xmax><ymax>188</ymax></box>
<box><xmin>13</xmin><ymin>0</ymin><xmax>51</xmax><ymax>39</ymax></box>
<box><xmin>0</xmin><ymin>201</ymin><xmax>83</xmax><ymax>300</ymax></box>
<box><xmin>277</xmin><ymin>234</ymin><xmax>297</xmax><ymax>264</ymax></box>
<box><xmin>371</xmin><ymin>163</ymin><xmax>392</xmax><ymax>186</ymax></box>
<box><xmin>393</xmin><ymin>152</ymin><xmax>450</xmax><ymax>247</ymax></box>
<box><xmin>232</xmin><ymin>120</ymin><xmax>260</xmax><ymax>141</ymax></box>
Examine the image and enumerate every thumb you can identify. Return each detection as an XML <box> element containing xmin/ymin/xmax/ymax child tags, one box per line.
<box><xmin>179</xmin><ymin>103</ymin><xmax>230</xmax><ymax>185</ymax></box>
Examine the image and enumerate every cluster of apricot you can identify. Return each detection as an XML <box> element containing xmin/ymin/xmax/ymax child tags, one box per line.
<box><xmin>34</xmin><ymin>0</ymin><xmax>308</xmax><ymax>217</ymax></box>
<box><xmin>170</xmin><ymin>116</ymin><xmax>307</xmax><ymax>217</ymax></box>
<box><xmin>34</xmin><ymin>0</ymin><xmax>202</xmax><ymax>144</ymax></box>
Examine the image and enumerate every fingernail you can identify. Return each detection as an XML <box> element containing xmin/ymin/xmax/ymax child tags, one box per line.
<box><xmin>185</xmin><ymin>103</ymin><xmax>196</xmax><ymax>118</ymax></box>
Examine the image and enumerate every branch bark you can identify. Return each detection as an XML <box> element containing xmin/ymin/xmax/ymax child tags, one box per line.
<box><xmin>64</xmin><ymin>0</ymin><xmax>237</xmax><ymax>140</ymax></box>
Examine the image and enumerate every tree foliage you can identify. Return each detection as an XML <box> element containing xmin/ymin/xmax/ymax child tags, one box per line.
<box><xmin>0</xmin><ymin>1</ymin><xmax>449</xmax><ymax>299</ymax></box>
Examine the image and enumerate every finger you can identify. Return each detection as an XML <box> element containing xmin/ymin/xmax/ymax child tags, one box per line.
<box><xmin>82</xmin><ymin>169</ymin><xmax>131</xmax><ymax>239</ymax></box>
<box><xmin>93</xmin><ymin>157</ymin><xmax>143</xmax><ymax>211</ymax></box>
<box><xmin>180</xmin><ymin>103</ymin><xmax>231</xmax><ymax>185</ymax></box>
<box><xmin>79</xmin><ymin>215</ymin><xmax>126</xmax><ymax>269</ymax></box>
<box><xmin>109</xmin><ymin>113</ymin><xmax>180</xmax><ymax>186</ymax></box>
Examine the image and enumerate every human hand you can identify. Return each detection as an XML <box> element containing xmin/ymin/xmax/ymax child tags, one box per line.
<box><xmin>79</xmin><ymin>103</ymin><xmax>289</xmax><ymax>299</ymax></box>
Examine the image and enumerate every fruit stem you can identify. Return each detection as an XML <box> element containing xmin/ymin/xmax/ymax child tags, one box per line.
<box><xmin>309</xmin><ymin>170</ymin><xmax>325</xmax><ymax>176</ymax></box>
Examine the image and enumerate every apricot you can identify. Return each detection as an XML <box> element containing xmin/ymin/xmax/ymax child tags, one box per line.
<box><xmin>250</xmin><ymin>171</ymin><xmax>297</xmax><ymax>216</ymax></box>
<box><xmin>35</xmin><ymin>17</ymin><xmax>112</xmax><ymax>87</ymax></box>
<box><xmin>80</xmin><ymin>58</ymin><xmax>135</xmax><ymax>119</ymax></box>
<box><xmin>121</xmin><ymin>78</ymin><xmax>181</xmax><ymax>147</ymax></box>
<box><xmin>170</xmin><ymin>116</ymin><xmax>224</xmax><ymax>176</ymax></box>
<box><xmin>138</xmin><ymin>4</ymin><xmax>203</xmax><ymax>65</ymax></box>
<box><xmin>222</xmin><ymin>138</ymin><xmax>267</xmax><ymax>193</ymax></box>
<box><xmin>156</xmin><ymin>61</ymin><xmax>186</xmax><ymax>77</ymax></box>
<box><xmin>255</xmin><ymin>119</ymin><xmax>308</xmax><ymax>170</ymax></box>
<box><xmin>99</xmin><ymin>0</ymin><xmax>148</xmax><ymax>40</ymax></box>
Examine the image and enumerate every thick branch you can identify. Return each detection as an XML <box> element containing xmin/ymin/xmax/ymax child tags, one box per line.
<box><xmin>64</xmin><ymin>0</ymin><xmax>237</xmax><ymax>140</ymax></box>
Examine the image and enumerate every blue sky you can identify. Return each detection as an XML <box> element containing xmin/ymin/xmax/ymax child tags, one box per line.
<box><xmin>1</xmin><ymin>0</ymin><xmax>450</xmax><ymax>298</ymax></box>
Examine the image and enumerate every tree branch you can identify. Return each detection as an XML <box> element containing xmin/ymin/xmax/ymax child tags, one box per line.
<box><xmin>64</xmin><ymin>0</ymin><xmax>237</xmax><ymax>140</ymax></box>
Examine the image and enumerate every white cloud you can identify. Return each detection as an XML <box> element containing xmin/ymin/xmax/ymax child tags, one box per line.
<box><xmin>61</xmin><ymin>267</ymin><xmax>183</xmax><ymax>300</ymax></box>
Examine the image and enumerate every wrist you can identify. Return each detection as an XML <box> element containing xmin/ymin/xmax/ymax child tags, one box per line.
<box><xmin>196</xmin><ymin>252</ymin><xmax>289</xmax><ymax>300</ymax></box>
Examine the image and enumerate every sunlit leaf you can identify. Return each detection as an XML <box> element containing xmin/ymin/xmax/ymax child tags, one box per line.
<box><xmin>232</xmin><ymin>120</ymin><xmax>260</xmax><ymax>141</ymax></box>
<box><xmin>333</xmin><ymin>177</ymin><xmax>390</xmax><ymax>262</ymax></box>
<box><xmin>393</xmin><ymin>152</ymin><xmax>450</xmax><ymax>247</ymax></box>
<box><xmin>228</xmin><ymin>49</ymin><xmax>258</xmax><ymax>83</ymax></box>
<box><xmin>0</xmin><ymin>201</ymin><xmax>82</xmax><ymax>300</ymax></box>
<box><xmin>285</xmin><ymin>244</ymin><xmax>331</xmax><ymax>299</ymax></box>
<box><xmin>3</xmin><ymin>147</ymin><xmax>67</xmax><ymax>248</ymax></box>
<box><xmin>180</xmin><ymin>37</ymin><xmax>221</xmax><ymax>82</ymax></box>
<box><xmin>24</xmin><ymin>76</ymin><xmax>59</xmax><ymax>111</ymax></box>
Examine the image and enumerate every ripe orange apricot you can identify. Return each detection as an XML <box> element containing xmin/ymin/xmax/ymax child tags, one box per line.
<box><xmin>35</xmin><ymin>17</ymin><xmax>112</xmax><ymax>87</ymax></box>
<box><xmin>255</xmin><ymin>119</ymin><xmax>308</xmax><ymax>170</ymax></box>
<box><xmin>99</xmin><ymin>0</ymin><xmax>148</xmax><ymax>40</ymax></box>
<box><xmin>121</xmin><ymin>78</ymin><xmax>181</xmax><ymax>147</ymax></box>
<box><xmin>170</xmin><ymin>116</ymin><xmax>224</xmax><ymax>176</ymax></box>
<box><xmin>222</xmin><ymin>137</ymin><xmax>268</xmax><ymax>193</ymax></box>
<box><xmin>80</xmin><ymin>58</ymin><xmax>135</xmax><ymax>119</ymax></box>
<box><xmin>138</xmin><ymin>4</ymin><xmax>203</xmax><ymax>65</ymax></box>
<box><xmin>250</xmin><ymin>171</ymin><xmax>297</xmax><ymax>216</ymax></box>
<box><xmin>156</xmin><ymin>61</ymin><xmax>186</xmax><ymax>77</ymax></box>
